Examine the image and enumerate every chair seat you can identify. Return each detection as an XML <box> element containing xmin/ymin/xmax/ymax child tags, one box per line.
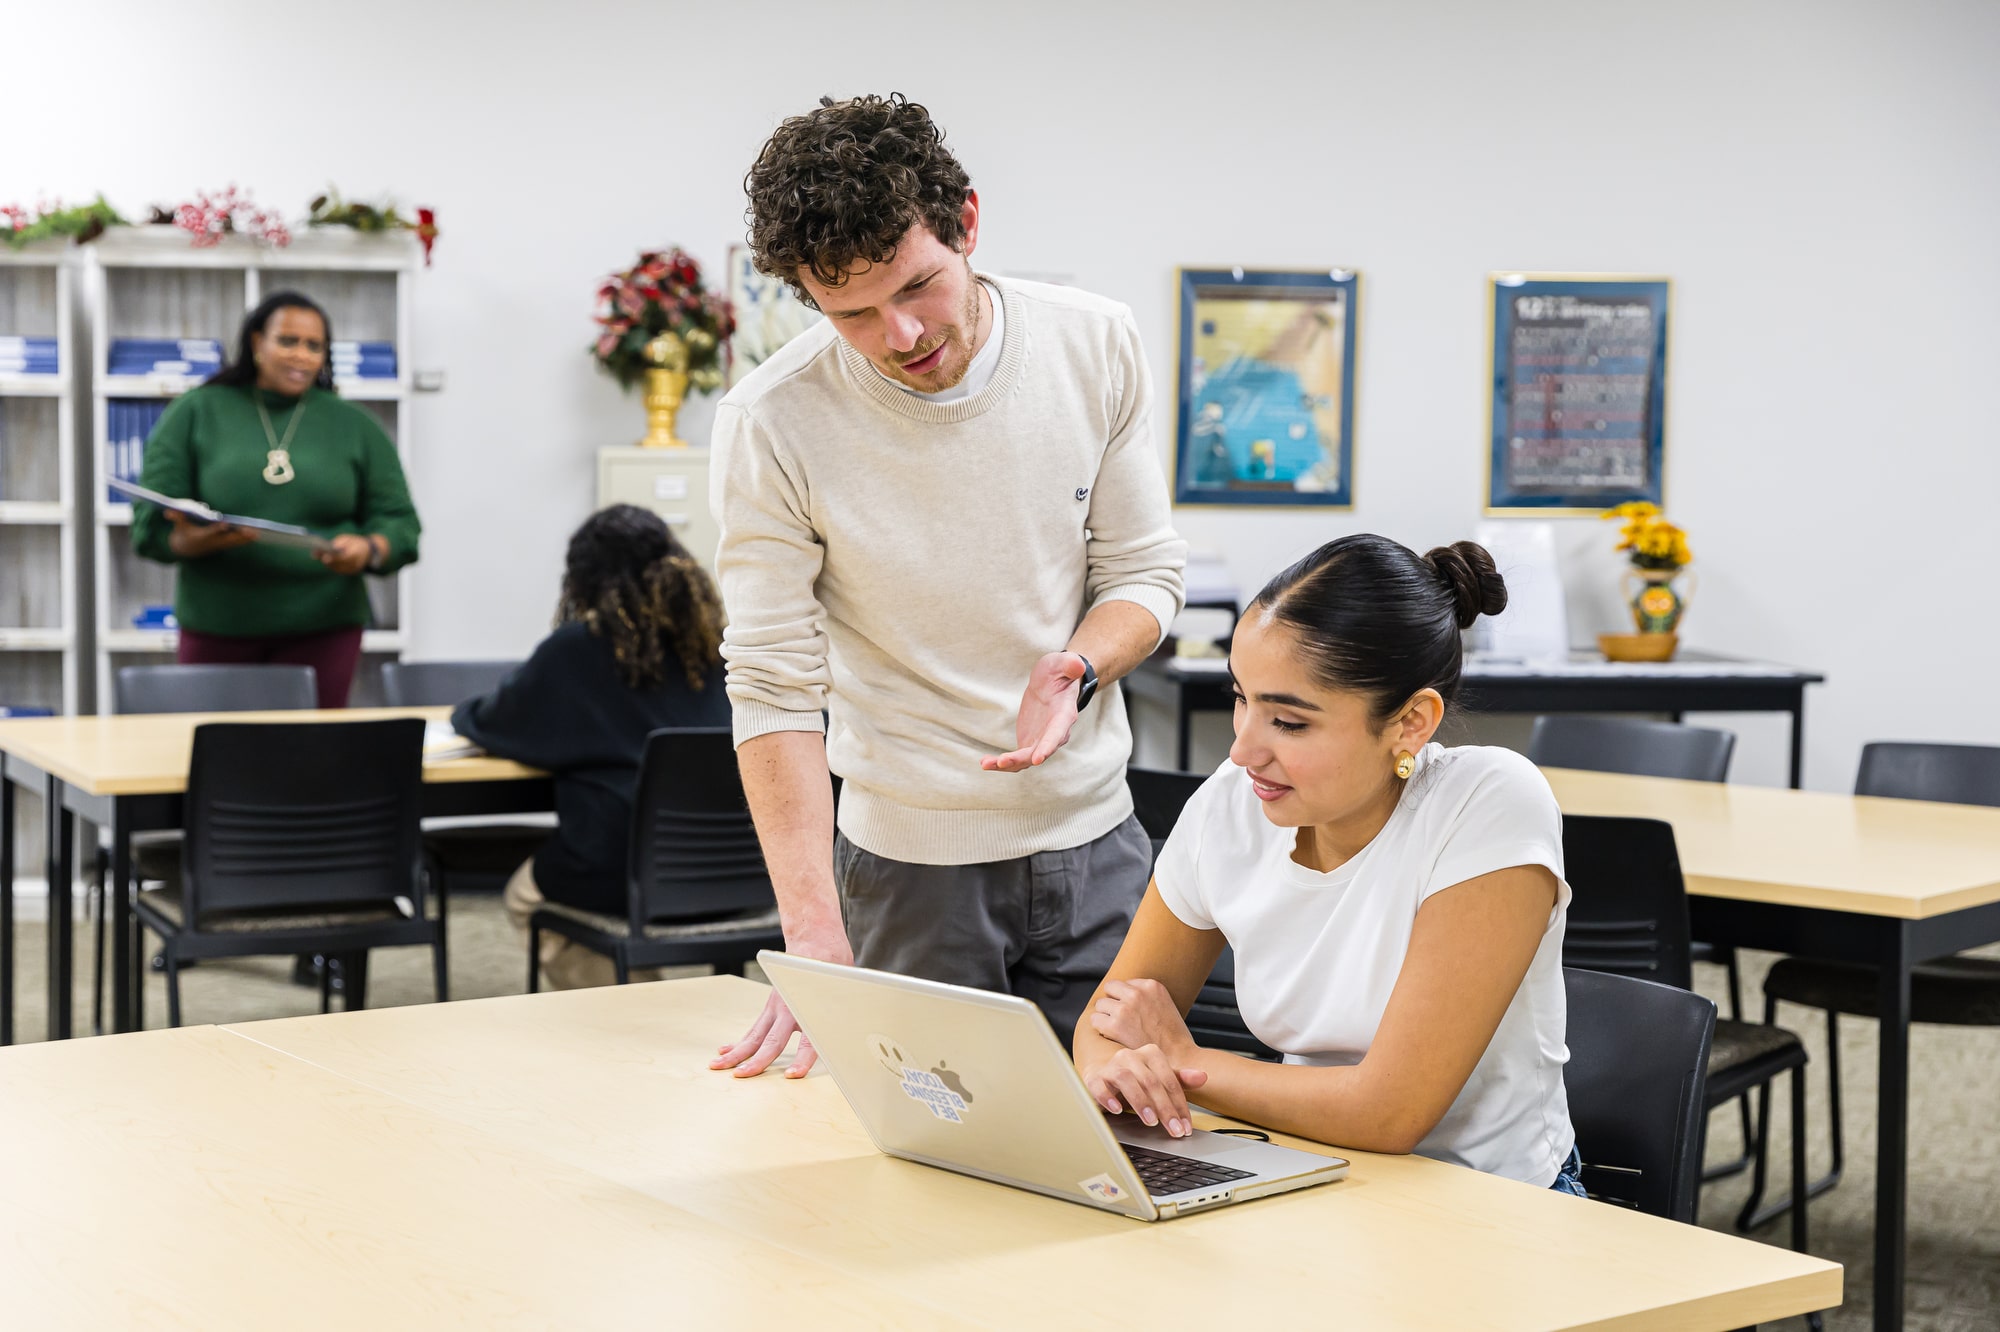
<box><xmin>137</xmin><ymin>886</ymin><xmax>411</xmax><ymax>935</ymax></box>
<box><xmin>1705</xmin><ymin>1017</ymin><xmax>1807</xmax><ymax>1105</ymax></box>
<box><xmin>131</xmin><ymin>832</ymin><xmax>183</xmax><ymax>884</ymax></box>
<box><xmin>1765</xmin><ymin>954</ymin><xmax>2000</xmax><ymax>1026</ymax></box>
<box><xmin>1709</xmin><ymin>1018</ymin><xmax>1804</xmax><ymax>1075</ymax></box>
<box><xmin>421</xmin><ymin>824</ymin><xmax>554</xmax><ymax>876</ymax></box>
<box><xmin>532</xmin><ymin>899</ymin><xmax>781</xmax><ymax>942</ymax></box>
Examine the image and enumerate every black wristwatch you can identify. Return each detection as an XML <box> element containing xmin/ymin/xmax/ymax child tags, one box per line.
<box><xmin>1074</xmin><ymin>655</ymin><xmax>1099</xmax><ymax>712</ymax></box>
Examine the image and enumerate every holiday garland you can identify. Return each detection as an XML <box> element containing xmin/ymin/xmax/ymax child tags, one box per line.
<box><xmin>1</xmin><ymin>186</ymin><xmax>438</xmax><ymax>262</ymax></box>
<box><xmin>308</xmin><ymin>189</ymin><xmax>440</xmax><ymax>265</ymax></box>
<box><xmin>0</xmin><ymin>195</ymin><xmax>126</xmax><ymax>250</ymax></box>
<box><xmin>150</xmin><ymin>185</ymin><xmax>291</xmax><ymax>248</ymax></box>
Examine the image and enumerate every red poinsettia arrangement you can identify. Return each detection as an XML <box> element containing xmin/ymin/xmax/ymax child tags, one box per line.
<box><xmin>591</xmin><ymin>248</ymin><xmax>734</xmax><ymax>392</ymax></box>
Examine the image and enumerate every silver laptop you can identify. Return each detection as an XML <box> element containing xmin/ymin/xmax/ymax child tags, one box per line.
<box><xmin>760</xmin><ymin>951</ymin><xmax>1347</xmax><ymax>1221</ymax></box>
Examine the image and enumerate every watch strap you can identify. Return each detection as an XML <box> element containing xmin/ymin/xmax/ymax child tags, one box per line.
<box><xmin>1074</xmin><ymin>655</ymin><xmax>1099</xmax><ymax>712</ymax></box>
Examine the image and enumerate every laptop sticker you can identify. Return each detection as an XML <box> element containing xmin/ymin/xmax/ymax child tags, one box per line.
<box><xmin>898</xmin><ymin>1065</ymin><xmax>970</xmax><ymax>1122</ymax></box>
<box><xmin>870</xmin><ymin>1034</ymin><xmax>911</xmax><ymax>1076</ymax></box>
<box><xmin>1079</xmin><ymin>1173</ymin><xmax>1126</xmax><ymax>1202</ymax></box>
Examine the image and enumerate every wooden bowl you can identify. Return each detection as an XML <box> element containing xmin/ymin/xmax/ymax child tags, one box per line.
<box><xmin>1598</xmin><ymin>632</ymin><xmax>1678</xmax><ymax>663</ymax></box>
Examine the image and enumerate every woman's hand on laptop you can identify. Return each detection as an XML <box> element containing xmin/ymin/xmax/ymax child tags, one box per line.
<box><xmin>1090</xmin><ymin>978</ymin><xmax>1199</xmax><ymax>1065</ymax></box>
<box><xmin>1079</xmin><ymin>1045</ymin><xmax>1208</xmax><ymax>1139</ymax></box>
<box><xmin>1082</xmin><ymin>979</ymin><xmax>1208</xmax><ymax>1137</ymax></box>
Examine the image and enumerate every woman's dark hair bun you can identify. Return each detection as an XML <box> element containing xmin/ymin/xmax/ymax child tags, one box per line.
<box><xmin>1424</xmin><ymin>541</ymin><xmax>1508</xmax><ymax>630</ymax></box>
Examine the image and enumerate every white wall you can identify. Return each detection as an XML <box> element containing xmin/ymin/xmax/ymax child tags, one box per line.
<box><xmin>10</xmin><ymin>0</ymin><xmax>1997</xmax><ymax>789</ymax></box>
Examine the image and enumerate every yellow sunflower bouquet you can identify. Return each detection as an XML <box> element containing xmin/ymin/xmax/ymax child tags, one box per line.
<box><xmin>1603</xmin><ymin>501</ymin><xmax>1692</xmax><ymax>571</ymax></box>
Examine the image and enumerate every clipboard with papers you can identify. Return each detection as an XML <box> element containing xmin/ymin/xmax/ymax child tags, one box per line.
<box><xmin>108</xmin><ymin>477</ymin><xmax>335</xmax><ymax>554</ymax></box>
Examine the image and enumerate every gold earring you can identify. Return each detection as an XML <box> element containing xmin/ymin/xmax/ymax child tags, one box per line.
<box><xmin>1394</xmin><ymin>751</ymin><xmax>1416</xmax><ymax>780</ymax></box>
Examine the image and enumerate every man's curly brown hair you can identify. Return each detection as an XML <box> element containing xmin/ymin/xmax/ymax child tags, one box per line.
<box><xmin>556</xmin><ymin>504</ymin><xmax>724</xmax><ymax>691</ymax></box>
<box><xmin>744</xmin><ymin>93</ymin><xmax>972</xmax><ymax>307</ymax></box>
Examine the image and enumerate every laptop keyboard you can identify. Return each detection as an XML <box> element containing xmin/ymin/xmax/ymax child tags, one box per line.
<box><xmin>1124</xmin><ymin>1143</ymin><xmax>1256</xmax><ymax>1198</ymax></box>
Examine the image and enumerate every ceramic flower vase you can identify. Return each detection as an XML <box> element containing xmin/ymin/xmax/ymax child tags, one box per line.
<box><xmin>1624</xmin><ymin>566</ymin><xmax>1693</xmax><ymax>634</ymax></box>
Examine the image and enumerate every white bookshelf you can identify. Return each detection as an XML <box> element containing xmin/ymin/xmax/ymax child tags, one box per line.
<box><xmin>84</xmin><ymin>227</ymin><xmax>421</xmax><ymax>707</ymax></box>
<box><xmin>0</xmin><ymin>240</ymin><xmax>78</xmax><ymax>880</ymax></box>
<box><xmin>0</xmin><ymin>241</ymin><xmax>80</xmax><ymax>718</ymax></box>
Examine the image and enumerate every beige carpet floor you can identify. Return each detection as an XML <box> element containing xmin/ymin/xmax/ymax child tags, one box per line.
<box><xmin>5</xmin><ymin>894</ymin><xmax>1997</xmax><ymax>1330</ymax></box>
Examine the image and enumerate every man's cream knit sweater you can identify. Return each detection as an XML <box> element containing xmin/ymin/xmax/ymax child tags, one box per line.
<box><xmin>710</xmin><ymin>276</ymin><xmax>1186</xmax><ymax>865</ymax></box>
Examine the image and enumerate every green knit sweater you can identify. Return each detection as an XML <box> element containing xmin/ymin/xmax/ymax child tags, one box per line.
<box><xmin>132</xmin><ymin>384</ymin><xmax>421</xmax><ymax>637</ymax></box>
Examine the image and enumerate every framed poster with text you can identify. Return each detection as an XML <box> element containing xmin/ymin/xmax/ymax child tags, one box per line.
<box><xmin>1173</xmin><ymin>267</ymin><xmax>1359</xmax><ymax>509</ymax></box>
<box><xmin>1486</xmin><ymin>273</ymin><xmax>1669</xmax><ymax>514</ymax></box>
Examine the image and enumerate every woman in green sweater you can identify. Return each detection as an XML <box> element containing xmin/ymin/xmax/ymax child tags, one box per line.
<box><xmin>133</xmin><ymin>291</ymin><xmax>421</xmax><ymax>708</ymax></box>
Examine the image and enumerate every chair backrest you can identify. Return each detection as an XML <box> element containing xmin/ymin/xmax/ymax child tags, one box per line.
<box><xmin>1563</xmin><ymin>967</ymin><xmax>1716</xmax><ymax>1222</ymax></box>
<box><xmin>1127</xmin><ymin>765</ymin><xmax>1207</xmax><ymax>863</ymax></box>
<box><xmin>1856</xmin><ymin>741</ymin><xmax>2000</xmax><ymax>808</ymax></box>
<box><xmin>627</xmin><ymin>728</ymin><xmax>776</xmax><ymax>930</ymax></box>
<box><xmin>1559</xmin><ymin>814</ymin><xmax>1694</xmax><ymax>990</ymax></box>
<box><xmin>1528</xmin><ymin>715</ymin><xmax>1736</xmax><ymax>783</ymax></box>
<box><xmin>116</xmin><ymin>664</ymin><xmax>317</xmax><ymax>715</ymax></box>
<box><xmin>183</xmin><ymin>718</ymin><xmax>426</xmax><ymax>919</ymax></box>
<box><xmin>380</xmin><ymin>659</ymin><xmax>521</xmax><ymax>708</ymax></box>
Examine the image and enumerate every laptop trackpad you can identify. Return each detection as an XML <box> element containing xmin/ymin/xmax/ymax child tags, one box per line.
<box><xmin>1112</xmin><ymin>1119</ymin><xmax>1266</xmax><ymax>1163</ymax></box>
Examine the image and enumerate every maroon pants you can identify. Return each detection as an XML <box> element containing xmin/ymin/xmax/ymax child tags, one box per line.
<box><xmin>176</xmin><ymin>625</ymin><xmax>365</xmax><ymax>710</ymax></box>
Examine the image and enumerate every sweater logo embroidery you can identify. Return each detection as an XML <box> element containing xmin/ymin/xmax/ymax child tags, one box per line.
<box><xmin>1074</xmin><ymin>486</ymin><xmax>1089</xmax><ymax>502</ymax></box>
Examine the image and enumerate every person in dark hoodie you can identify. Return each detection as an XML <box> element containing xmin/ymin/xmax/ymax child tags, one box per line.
<box><xmin>453</xmin><ymin>503</ymin><xmax>729</xmax><ymax>988</ymax></box>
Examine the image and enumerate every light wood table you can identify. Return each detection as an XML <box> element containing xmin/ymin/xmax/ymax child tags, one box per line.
<box><xmin>1547</xmin><ymin>767</ymin><xmax>2000</xmax><ymax>1332</ymax></box>
<box><xmin>0</xmin><ymin>707</ymin><xmax>548</xmax><ymax>1042</ymax></box>
<box><xmin>225</xmin><ymin>975</ymin><xmax>1841</xmax><ymax>1330</ymax></box>
<box><xmin>0</xmin><ymin>1020</ymin><xmax>975</xmax><ymax>1330</ymax></box>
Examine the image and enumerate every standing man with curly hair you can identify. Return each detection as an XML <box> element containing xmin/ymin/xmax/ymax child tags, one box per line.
<box><xmin>709</xmin><ymin>94</ymin><xmax>1186</xmax><ymax>1079</ymax></box>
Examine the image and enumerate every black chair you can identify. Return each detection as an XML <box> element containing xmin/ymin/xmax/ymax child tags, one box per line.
<box><xmin>1528</xmin><ymin>714</ymin><xmax>1758</xmax><ymax>1175</ymax></box>
<box><xmin>379</xmin><ymin>659</ymin><xmax>519</xmax><ymax>707</ymax></box>
<box><xmin>1561</xmin><ymin>814</ymin><xmax>1812</xmax><ymax>1256</ymax></box>
<box><xmin>378</xmin><ymin>658</ymin><xmax>551</xmax><ymax>907</ymax></box>
<box><xmin>1125</xmin><ymin>765</ymin><xmax>1279</xmax><ymax>1061</ymax></box>
<box><xmin>527</xmin><ymin>728</ymin><xmax>783</xmax><ymax>986</ymax></box>
<box><xmin>131</xmin><ymin>718</ymin><xmax>442</xmax><ymax>1026</ymax></box>
<box><xmin>115</xmin><ymin>663</ymin><xmax>319</xmax><ymax>716</ymax></box>
<box><xmin>1749</xmin><ymin>741</ymin><xmax>2000</xmax><ymax>1228</ymax></box>
<box><xmin>1562</xmin><ymin>967</ymin><xmax>1715</xmax><ymax>1222</ymax></box>
<box><xmin>1527</xmin><ymin>715</ymin><xmax>1736</xmax><ymax>785</ymax></box>
<box><xmin>95</xmin><ymin>664</ymin><xmax>321</xmax><ymax>1031</ymax></box>
<box><xmin>1127</xmin><ymin>765</ymin><xmax>1205</xmax><ymax>857</ymax></box>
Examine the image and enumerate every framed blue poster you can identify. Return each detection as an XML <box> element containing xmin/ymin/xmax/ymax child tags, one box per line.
<box><xmin>1487</xmin><ymin>273</ymin><xmax>1669</xmax><ymax>514</ymax></box>
<box><xmin>1173</xmin><ymin>267</ymin><xmax>1359</xmax><ymax>508</ymax></box>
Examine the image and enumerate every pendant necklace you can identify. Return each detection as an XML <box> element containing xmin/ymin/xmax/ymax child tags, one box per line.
<box><xmin>258</xmin><ymin>393</ymin><xmax>306</xmax><ymax>485</ymax></box>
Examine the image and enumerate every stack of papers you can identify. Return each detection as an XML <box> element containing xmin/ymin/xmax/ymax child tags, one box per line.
<box><xmin>423</xmin><ymin>719</ymin><xmax>483</xmax><ymax>763</ymax></box>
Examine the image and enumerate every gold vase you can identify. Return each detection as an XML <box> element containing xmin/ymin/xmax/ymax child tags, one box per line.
<box><xmin>638</xmin><ymin>331</ymin><xmax>689</xmax><ymax>449</ymax></box>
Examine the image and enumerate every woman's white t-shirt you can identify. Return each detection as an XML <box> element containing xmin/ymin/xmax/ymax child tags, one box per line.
<box><xmin>1154</xmin><ymin>742</ymin><xmax>1575</xmax><ymax>1186</ymax></box>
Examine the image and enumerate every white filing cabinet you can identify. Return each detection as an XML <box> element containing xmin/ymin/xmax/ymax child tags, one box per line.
<box><xmin>596</xmin><ymin>446</ymin><xmax>718</xmax><ymax>572</ymax></box>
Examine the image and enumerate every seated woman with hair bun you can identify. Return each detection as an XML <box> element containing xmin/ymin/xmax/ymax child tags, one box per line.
<box><xmin>452</xmin><ymin>504</ymin><xmax>730</xmax><ymax>990</ymax></box>
<box><xmin>1072</xmin><ymin>535</ymin><xmax>1582</xmax><ymax>1194</ymax></box>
